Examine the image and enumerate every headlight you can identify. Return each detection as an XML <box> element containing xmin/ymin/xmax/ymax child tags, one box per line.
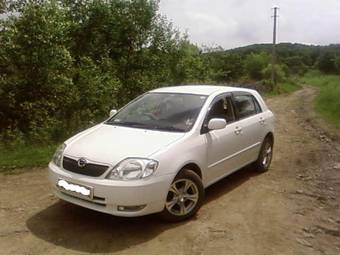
<box><xmin>107</xmin><ymin>158</ymin><xmax>158</xmax><ymax>180</ymax></box>
<box><xmin>52</xmin><ymin>143</ymin><xmax>66</xmax><ymax>167</ymax></box>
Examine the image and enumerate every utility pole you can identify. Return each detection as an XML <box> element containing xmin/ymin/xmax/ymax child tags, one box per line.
<box><xmin>271</xmin><ymin>6</ymin><xmax>279</xmax><ymax>89</ymax></box>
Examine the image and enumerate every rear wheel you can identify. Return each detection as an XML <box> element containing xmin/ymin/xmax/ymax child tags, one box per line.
<box><xmin>160</xmin><ymin>169</ymin><xmax>204</xmax><ymax>222</ymax></box>
<box><xmin>253</xmin><ymin>136</ymin><xmax>273</xmax><ymax>172</ymax></box>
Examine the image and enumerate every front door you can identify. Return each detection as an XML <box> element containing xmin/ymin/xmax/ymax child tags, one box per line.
<box><xmin>203</xmin><ymin>94</ymin><xmax>245</xmax><ymax>185</ymax></box>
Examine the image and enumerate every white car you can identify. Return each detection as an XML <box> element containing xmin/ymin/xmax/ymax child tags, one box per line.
<box><xmin>49</xmin><ymin>85</ymin><xmax>274</xmax><ymax>221</ymax></box>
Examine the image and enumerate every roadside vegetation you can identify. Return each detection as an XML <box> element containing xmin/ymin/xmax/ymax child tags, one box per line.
<box><xmin>265</xmin><ymin>80</ymin><xmax>302</xmax><ymax>97</ymax></box>
<box><xmin>0</xmin><ymin>144</ymin><xmax>56</xmax><ymax>171</ymax></box>
<box><xmin>299</xmin><ymin>71</ymin><xmax>340</xmax><ymax>128</ymax></box>
<box><xmin>1</xmin><ymin>0</ymin><xmax>340</xmax><ymax>170</ymax></box>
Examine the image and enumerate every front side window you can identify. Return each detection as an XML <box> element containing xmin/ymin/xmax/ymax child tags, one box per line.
<box><xmin>233</xmin><ymin>94</ymin><xmax>257</xmax><ymax>119</ymax></box>
<box><xmin>201</xmin><ymin>95</ymin><xmax>235</xmax><ymax>133</ymax></box>
<box><xmin>105</xmin><ymin>93</ymin><xmax>207</xmax><ymax>132</ymax></box>
<box><xmin>206</xmin><ymin>96</ymin><xmax>235</xmax><ymax>123</ymax></box>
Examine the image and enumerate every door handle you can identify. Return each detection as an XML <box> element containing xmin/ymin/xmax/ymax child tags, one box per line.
<box><xmin>234</xmin><ymin>126</ymin><xmax>242</xmax><ymax>135</ymax></box>
<box><xmin>259</xmin><ymin>117</ymin><xmax>265</xmax><ymax>125</ymax></box>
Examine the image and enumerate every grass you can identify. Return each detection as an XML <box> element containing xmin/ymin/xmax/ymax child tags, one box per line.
<box><xmin>0</xmin><ymin>144</ymin><xmax>57</xmax><ymax>172</ymax></box>
<box><xmin>265</xmin><ymin>79</ymin><xmax>302</xmax><ymax>97</ymax></box>
<box><xmin>299</xmin><ymin>70</ymin><xmax>340</xmax><ymax>128</ymax></box>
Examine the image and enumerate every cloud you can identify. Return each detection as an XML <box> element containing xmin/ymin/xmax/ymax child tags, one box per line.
<box><xmin>159</xmin><ymin>0</ymin><xmax>340</xmax><ymax>49</ymax></box>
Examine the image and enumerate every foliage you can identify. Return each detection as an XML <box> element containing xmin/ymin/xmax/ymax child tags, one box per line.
<box><xmin>334</xmin><ymin>55</ymin><xmax>340</xmax><ymax>73</ymax></box>
<box><xmin>171</xmin><ymin>40</ymin><xmax>209</xmax><ymax>84</ymax></box>
<box><xmin>317</xmin><ymin>52</ymin><xmax>337</xmax><ymax>74</ymax></box>
<box><xmin>282</xmin><ymin>56</ymin><xmax>307</xmax><ymax>75</ymax></box>
<box><xmin>1</xmin><ymin>1</ymin><xmax>75</xmax><ymax>143</ymax></box>
<box><xmin>1</xmin><ymin>0</ymin><xmax>340</xmax><ymax>148</ymax></box>
<box><xmin>70</xmin><ymin>57</ymin><xmax>121</xmax><ymax>133</ymax></box>
<box><xmin>222</xmin><ymin>43</ymin><xmax>340</xmax><ymax>76</ymax></box>
<box><xmin>265</xmin><ymin>79</ymin><xmax>301</xmax><ymax>96</ymax></box>
<box><xmin>262</xmin><ymin>64</ymin><xmax>287</xmax><ymax>83</ymax></box>
<box><xmin>0</xmin><ymin>0</ymin><xmax>194</xmax><ymax>144</ymax></box>
<box><xmin>244</xmin><ymin>52</ymin><xmax>270</xmax><ymax>80</ymax></box>
<box><xmin>0</xmin><ymin>0</ymin><xmax>6</xmax><ymax>13</ymax></box>
<box><xmin>299</xmin><ymin>71</ymin><xmax>340</xmax><ymax>128</ymax></box>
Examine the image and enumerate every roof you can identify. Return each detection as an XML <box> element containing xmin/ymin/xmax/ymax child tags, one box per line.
<box><xmin>150</xmin><ymin>85</ymin><xmax>253</xmax><ymax>96</ymax></box>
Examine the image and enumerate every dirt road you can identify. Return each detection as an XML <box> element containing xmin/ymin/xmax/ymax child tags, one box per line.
<box><xmin>1</xmin><ymin>87</ymin><xmax>339</xmax><ymax>255</ymax></box>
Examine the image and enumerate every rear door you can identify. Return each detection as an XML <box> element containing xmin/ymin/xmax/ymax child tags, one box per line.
<box><xmin>231</xmin><ymin>92</ymin><xmax>265</xmax><ymax>165</ymax></box>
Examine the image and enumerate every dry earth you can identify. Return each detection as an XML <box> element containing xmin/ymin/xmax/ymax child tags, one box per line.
<box><xmin>0</xmin><ymin>87</ymin><xmax>339</xmax><ymax>255</ymax></box>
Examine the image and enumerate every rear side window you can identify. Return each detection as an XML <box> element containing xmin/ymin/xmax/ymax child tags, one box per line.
<box><xmin>253</xmin><ymin>96</ymin><xmax>262</xmax><ymax>113</ymax></box>
<box><xmin>233</xmin><ymin>94</ymin><xmax>257</xmax><ymax>119</ymax></box>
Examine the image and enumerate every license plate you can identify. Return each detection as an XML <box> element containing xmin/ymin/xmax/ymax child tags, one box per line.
<box><xmin>56</xmin><ymin>179</ymin><xmax>93</xmax><ymax>199</ymax></box>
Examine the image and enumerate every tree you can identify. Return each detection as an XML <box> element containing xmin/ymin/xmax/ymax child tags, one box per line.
<box><xmin>0</xmin><ymin>0</ymin><xmax>190</xmax><ymax>143</ymax></box>
<box><xmin>282</xmin><ymin>56</ymin><xmax>307</xmax><ymax>75</ymax></box>
<box><xmin>333</xmin><ymin>54</ymin><xmax>340</xmax><ymax>74</ymax></box>
<box><xmin>0</xmin><ymin>0</ymin><xmax>6</xmax><ymax>13</ymax></box>
<box><xmin>262</xmin><ymin>64</ymin><xmax>287</xmax><ymax>83</ymax></box>
<box><xmin>171</xmin><ymin>41</ymin><xmax>207</xmax><ymax>84</ymax></box>
<box><xmin>0</xmin><ymin>1</ymin><xmax>75</xmax><ymax>142</ymax></box>
<box><xmin>244</xmin><ymin>52</ymin><xmax>270</xmax><ymax>80</ymax></box>
<box><xmin>317</xmin><ymin>52</ymin><xmax>336</xmax><ymax>74</ymax></box>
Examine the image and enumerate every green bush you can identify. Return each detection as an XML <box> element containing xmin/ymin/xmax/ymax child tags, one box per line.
<box><xmin>262</xmin><ymin>64</ymin><xmax>288</xmax><ymax>83</ymax></box>
<box><xmin>244</xmin><ymin>52</ymin><xmax>270</xmax><ymax>80</ymax></box>
<box><xmin>0</xmin><ymin>0</ymin><xmax>195</xmax><ymax>145</ymax></box>
<box><xmin>300</xmin><ymin>71</ymin><xmax>340</xmax><ymax>128</ymax></box>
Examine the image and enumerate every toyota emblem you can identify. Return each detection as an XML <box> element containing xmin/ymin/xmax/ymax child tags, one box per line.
<box><xmin>77</xmin><ymin>158</ymin><xmax>87</xmax><ymax>168</ymax></box>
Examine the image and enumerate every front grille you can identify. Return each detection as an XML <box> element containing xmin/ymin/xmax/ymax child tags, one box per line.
<box><xmin>62</xmin><ymin>157</ymin><xmax>109</xmax><ymax>177</ymax></box>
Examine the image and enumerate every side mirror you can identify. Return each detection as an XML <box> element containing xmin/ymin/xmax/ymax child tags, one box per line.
<box><xmin>109</xmin><ymin>109</ymin><xmax>117</xmax><ymax>117</ymax></box>
<box><xmin>208</xmin><ymin>118</ymin><xmax>227</xmax><ymax>131</ymax></box>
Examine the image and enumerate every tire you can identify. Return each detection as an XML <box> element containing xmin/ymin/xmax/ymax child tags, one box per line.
<box><xmin>253</xmin><ymin>136</ymin><xmax>274</xmax><ymax>172</ymax></box>
<box><xmin>159</xmin><ymin>169</ymin><xmax>204</xmax><ymax>222</ymax></box>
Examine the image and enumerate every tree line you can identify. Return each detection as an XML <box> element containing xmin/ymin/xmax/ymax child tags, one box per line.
<box><xmin>1</xmin><ymin>0</ymin><xmax>339</xmax><ymax>145</ymax></box>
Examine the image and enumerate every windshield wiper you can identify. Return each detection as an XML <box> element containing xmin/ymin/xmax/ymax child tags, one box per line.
<box><xmin>106</xmin><ymin>121</ymin><xmax>185</xmax><ymax>132</ymax></box>
<box><xmin>150</xmin><ymin>125</ymin><xmax>185</xmax><ymax>132</ymax></box>
<box><xmin>106</xmin><ymin>121</ymin><xmax>148</xmax><ymax>128</ymax></box>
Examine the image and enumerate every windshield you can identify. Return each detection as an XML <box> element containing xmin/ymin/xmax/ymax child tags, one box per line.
<box><xmin>105</xmin><ymin>92</ymin><xmax>207</xmax><ymax>132</ymax></box>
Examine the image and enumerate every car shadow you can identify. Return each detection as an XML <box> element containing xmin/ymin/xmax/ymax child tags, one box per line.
<box><xmin>205</xmin><ymin>165</ymin><xmax>260</xmax><ymax>204</ymax></box>
<box><xmin>26</xmin><ymin>166</ymin><xmax>260</xmax><ymax>253</ymax></box>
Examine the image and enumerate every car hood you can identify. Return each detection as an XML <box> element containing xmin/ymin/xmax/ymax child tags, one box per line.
<box><xmin>64</xmin><ymin>124</ymin><xmax>185</xmax><ymax>166</ymax></box>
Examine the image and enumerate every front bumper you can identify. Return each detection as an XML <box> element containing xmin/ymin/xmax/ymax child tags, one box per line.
<box><xmin>48</xmin><ymin>162</ymin><xmax>174</xmax><ymax>217</ymax></box>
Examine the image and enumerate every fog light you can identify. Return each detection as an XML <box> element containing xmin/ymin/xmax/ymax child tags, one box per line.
<box><xmin>117</xmin><ymin>205</ymin><xmax>146</xmax><ymax>212</ymax></box>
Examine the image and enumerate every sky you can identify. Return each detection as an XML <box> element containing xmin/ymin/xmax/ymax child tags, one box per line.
<box><xmin>159</xmin><ymin>0</ymin><xmax>340</xmax><ymax>49</ymax></box>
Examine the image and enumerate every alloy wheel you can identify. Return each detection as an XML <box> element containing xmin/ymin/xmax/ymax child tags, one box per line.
<box><xmin>165</xmin><ymin>179</ymin><xmax>199</xmax><ymax>216</ymax></box>
<box><xmin>262</xmin><ymin>142</ymin><xmax>272</xmax><ymax>168</ymax></box>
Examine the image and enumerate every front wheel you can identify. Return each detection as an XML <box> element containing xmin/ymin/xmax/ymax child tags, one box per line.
<box><xmin>253</xmin><ymin>136</ymin><xmax>273</xmax><ymax>172</ymax></box>
<box><xmin>159</xmin><ymin>169</ymin><xmax>204</xmax><ymax>222</ymax></box>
